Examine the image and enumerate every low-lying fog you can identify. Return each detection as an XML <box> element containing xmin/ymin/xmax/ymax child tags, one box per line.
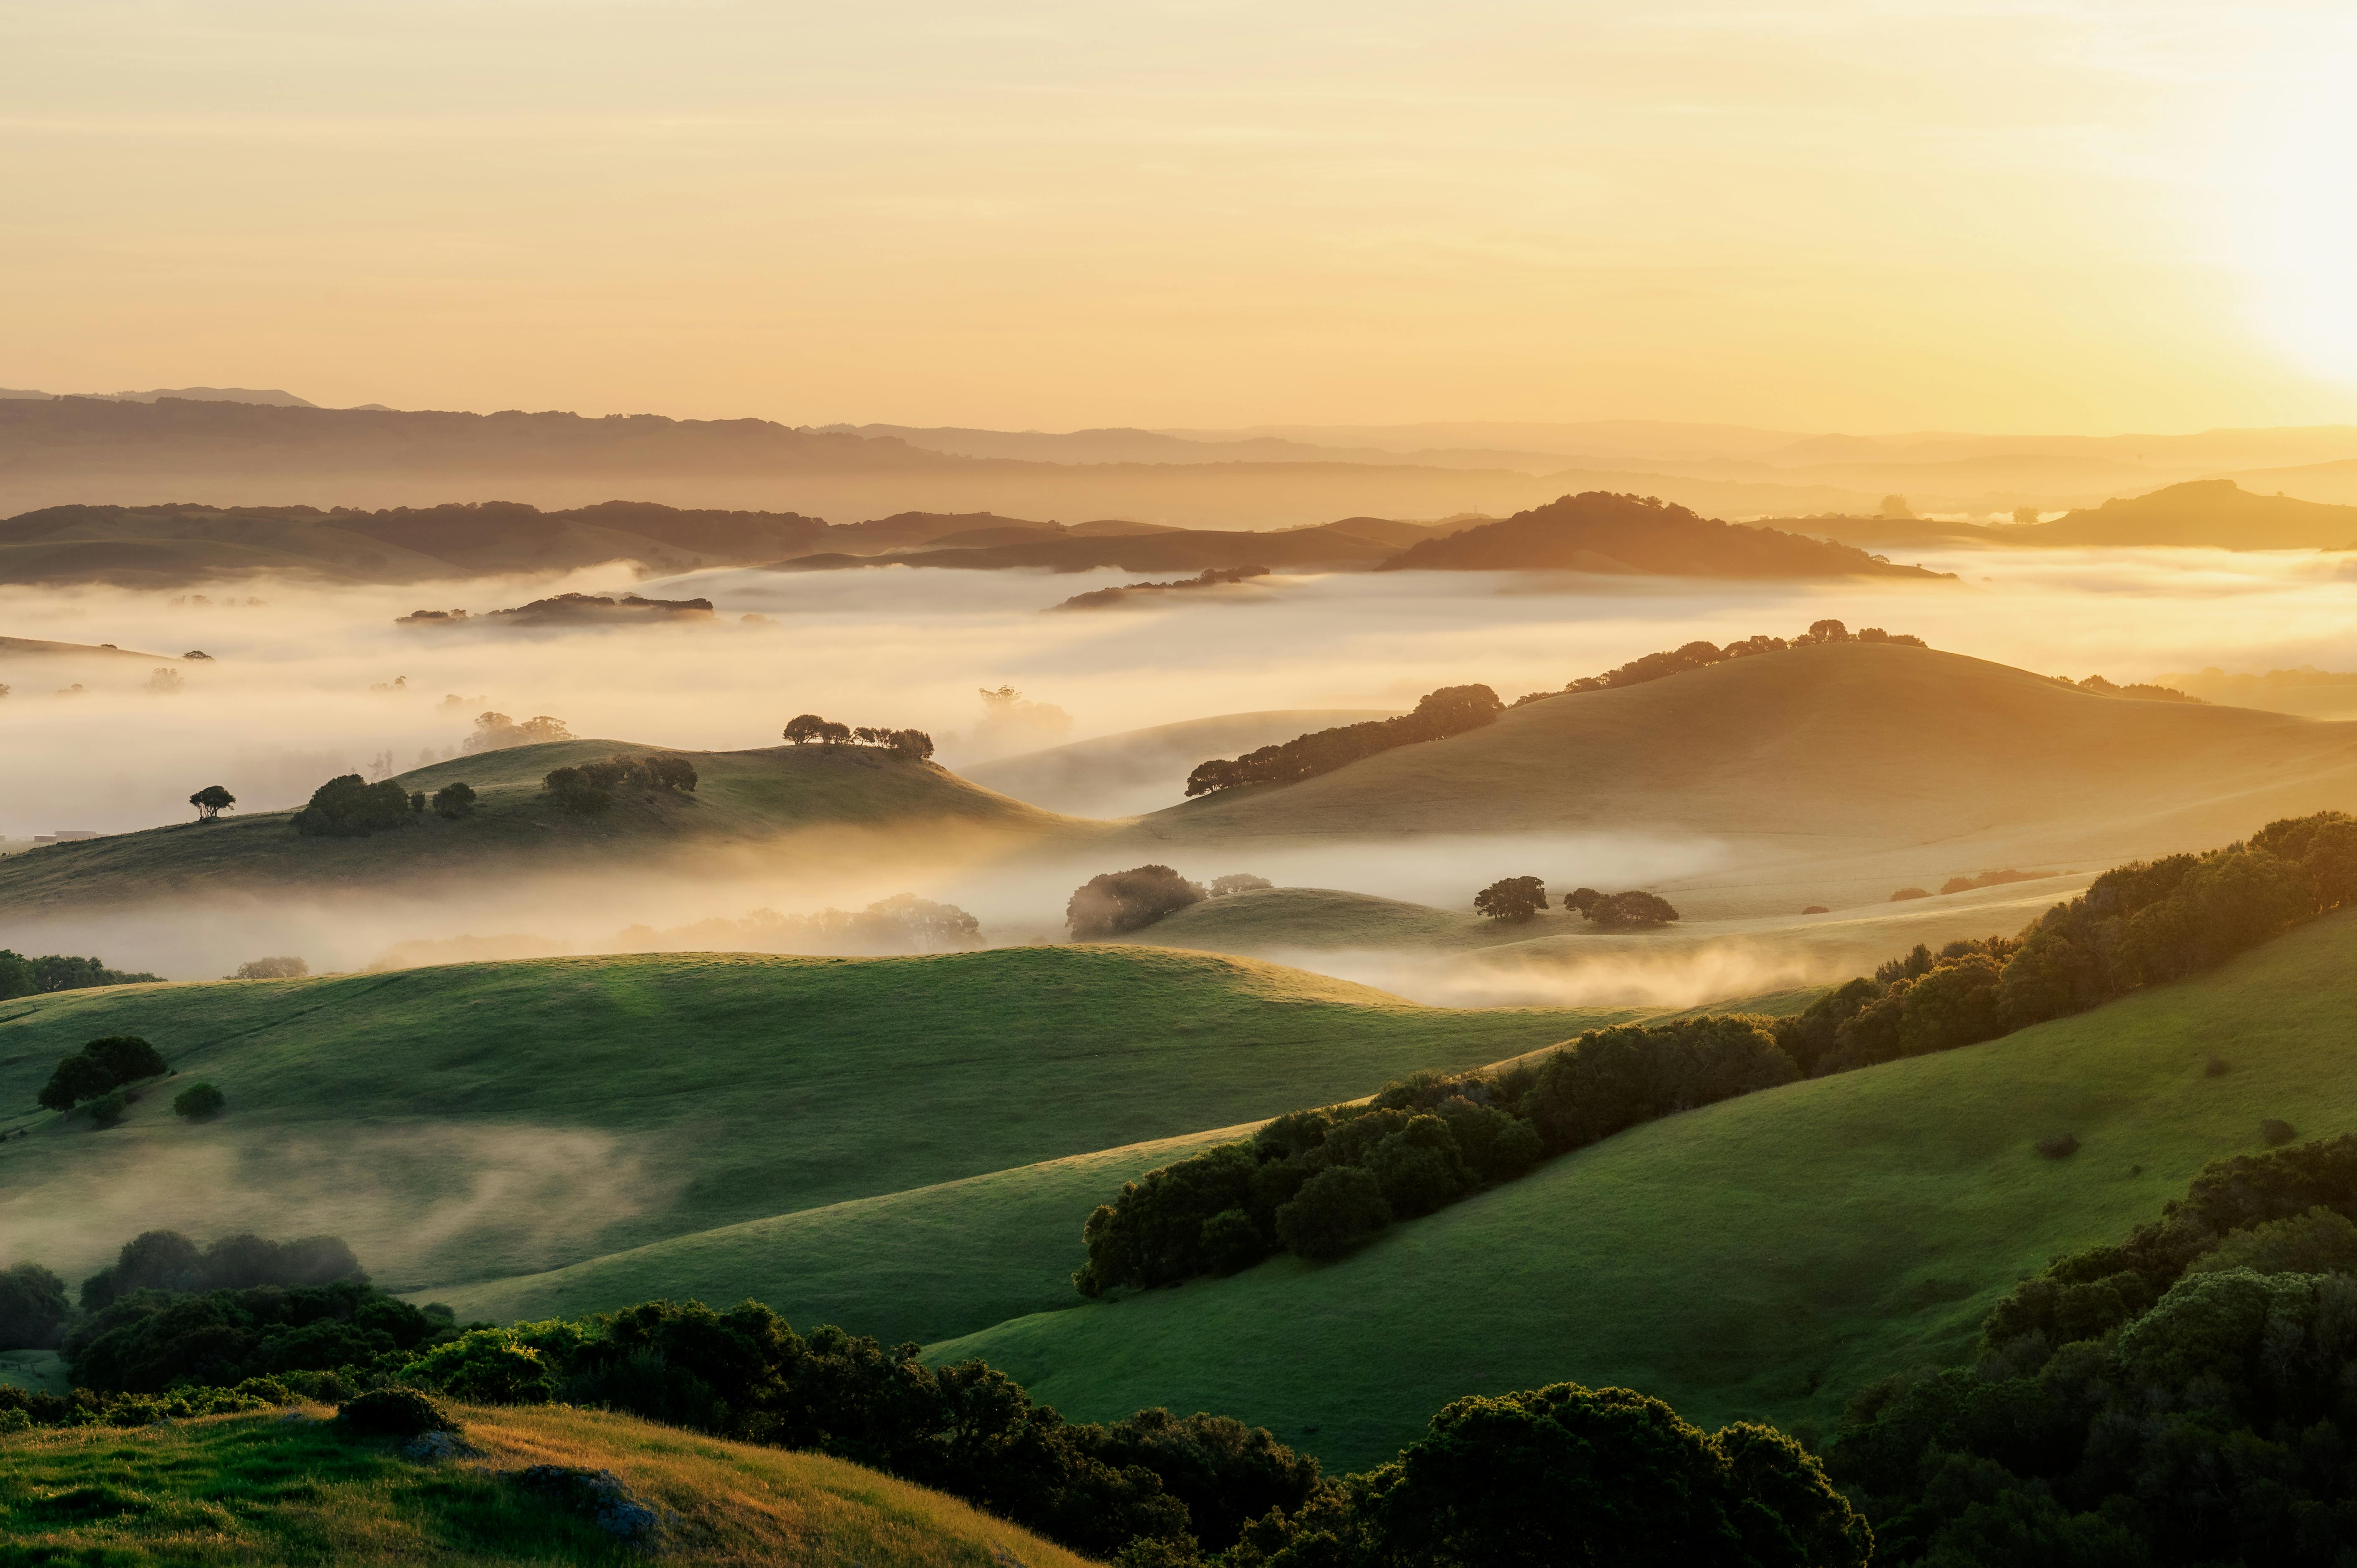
<box><xmin>3</xmin><ymin>542</ymin><xmax>2354</xmax><ymax>997</ymax></box>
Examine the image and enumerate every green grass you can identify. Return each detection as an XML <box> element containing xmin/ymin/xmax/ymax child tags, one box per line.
<box><xmin>0</xmin><ymin>946</ymin><xmax>1642</xmax><ymax>1335</ymax></box>
<box><xmin>0</xmin><ymin>1401</ymin><xmax>1098</xmax><ymax>1567</ymax></box>
<box><xmin>0</xmin><ymin>740</ymin><xmax>1092</xmax><ymax>913</ymax></box>
<box><xmin>928</xmin><ymin>907</ymin><xmax>2357</xmax><ymax>1473</ymax></box>
<box><xmin>428</xmin><ymin>1123</ymin><xmax>1254</xmax><ymax>1342</ymax></box>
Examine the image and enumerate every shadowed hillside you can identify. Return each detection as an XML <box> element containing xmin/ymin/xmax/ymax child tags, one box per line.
<box><xmin>931</xmin><ymin>908</ymin><xmax>2357</xmax><ymax>1471</ymax></box>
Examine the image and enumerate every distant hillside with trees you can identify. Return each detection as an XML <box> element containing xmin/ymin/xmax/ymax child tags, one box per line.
<box><xmin>1375</xmin><ymin>491</ymin><xmax>1953</xmax><ymax>578</ymax></box>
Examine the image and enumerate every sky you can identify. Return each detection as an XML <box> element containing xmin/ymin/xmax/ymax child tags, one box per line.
<box><xmin>5</xmin><ymin>0</ymin><xmax>2357</xmax><ymax>433</ymax></box>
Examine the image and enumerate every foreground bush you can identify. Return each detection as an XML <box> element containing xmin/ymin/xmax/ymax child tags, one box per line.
<box><xmin>336</xmin><ymin>1386</ymin><xmax>459</xmax><ymax>1437</ymax></box>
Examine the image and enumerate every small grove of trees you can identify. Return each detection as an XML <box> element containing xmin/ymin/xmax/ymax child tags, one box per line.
<box><xmin>1563</xmin><ymin>887</ymin><xmax>1682</xmax><ymax>930</ymax></box>
<box><xmin>187</xmin><ymin>784</ymin><xmax>235</xmax><ymax>822</ymax></box>
<box><xmin>1185</xmin><ymin>684</ymin><xmax>1504</xmax><ymax>797</ymax></box>
<box><xmin>1826</xmin><ymin>1134</ymin><xmax>2357</xmax><ymax>1566</ymax></box>
<box><xmin>37</xmin><ymin>1035</ymin><xmax>169</xmax><ymax>1113</ymax></box>
<box><xmin>782</xmin><ymin>715</ymin><xmax>936</xmax><ymax>758</ymax></box>
<box><xmin>541</xmin><ymin>752</ymin><xmax>700</xmax><ymax>815</ymax></box>
<box><xmin>1474</xmin><ymin>876</ymin><xmax>1548</xmax><ymax>922</ymax></box>
<box><xmin>76</xmin><ymin>1228</ymin><xmax>370</xmax><ymax>1317</ymax></box>
<box><xmin>1076</xmin><ymin>1022</ymin><xmax>1787</xmax><ymax>1294</ymax></box>
<box><xmin>1516</xmin><ymin>619</ymin><xmax>1927</xmax><ymax>706</ymax></box>
<box><xmin>431</xmin><ymin>781</ymin><xmax>476</xmax><ymax>818</ymax></box>
<box><xmin>460</xmin><ymin>712</ymin><xmax>572</xmax><ymax>755</ymax></box>
<box><xmin>0</xmin><ymin>1262</ymin><xmax>70</xmax><ymax>1350</ymax></box>
<box><xmin>290</xmin><ymin>774</ymin><xmax>412</xmax><ymax>837</ymax></box>
<box><xmin>1068</xmin><ymin>864</ymin><xmax>1205</xmax><ymax>939</ymax></box>
<box><xmin>0</xmin><ymin>951</ymin><xmax>163</xmax><ymax>1002</ymax></box>
<box><xmin>230</xmin><ymin>956</ymin><xmax>306</xmax><ymax>979</ymax></box>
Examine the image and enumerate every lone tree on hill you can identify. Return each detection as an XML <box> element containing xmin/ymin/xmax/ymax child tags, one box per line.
<box><xmin>887</xmin><ymin>728</ymin><xmax>935</xmax><ymax>760</ymax></box>
<box><xmin>188</xmin><ymin>784</ymin><xmax>236</xmax><ymax>823</ymax></box>
<box><xmin>1067</xmin><ymin>865</ymin><xmax>1205</xmax><ymax>939</ymax></box>
<box><xmin>1474</xmin><ymin>876</ymin><xmax>1549</xmax><ymax>923</ymax></box>
<box><xmin>431</xmin><ymin>781</ymin><xmax>477</xmax><ymax>818</ymax></box>
<box><xmin>1586</xmin><ymin>890</ymin><xmax>1681</xmax><ymax>930</ymax></box>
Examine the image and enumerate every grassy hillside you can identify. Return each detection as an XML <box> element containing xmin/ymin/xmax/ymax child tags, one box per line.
<box><xmin>2027</xmin><ymin>478</ymin><xmax>2357</xmax><ymax>549</ymax></box>
<box><xmin>964</xmin><ymin>710</ymin><xmax>1394</xmax><ymax>818</ymax></box>
<box><xmin>0</xmin><ymin>1400</ymin><xmax>1095</xmax><ymax>1568</ymax></box>
<box><xmin>429</xmin><ymin>1123</ymin><xmax>1253</xmax><ymax>1342</ymax></box>
<box><xmin>0</xmin><ymin>740</ymin><xmax>1093</xmax><ymax>913</ymax></box>
<box><xmin>931</xmin><ymin>908</ymin><xmax>2357</xmax><ymax>1473</ymax></box>
<box><xmin>0</xmin><ymin>947</ymin><xmax>1636</xmax><ymax>1324</ymax></box>
<box><xmin>1135</xmin><ymin>643</ymin><xmax>2357</xmax><ymax>897</ymax></box>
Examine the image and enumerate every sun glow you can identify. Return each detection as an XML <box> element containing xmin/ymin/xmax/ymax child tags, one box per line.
<box><xmin>2233</xmin><ymin>49</ymin><xmax>2357</xmax><ymax>386</ymax></box>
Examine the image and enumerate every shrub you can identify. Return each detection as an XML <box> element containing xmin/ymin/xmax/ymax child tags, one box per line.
<box><xmin>1802</xmin><ymin>904</ymin><xmax>1829</xmax><ymax>914</ymax></box>
<box><xmin>1889</xmin><ymin>886</ymin><xmax>1930</xmax><ymax>901</ymax></box>
<box><xmin>401</xmin><ymin>1328</ymin><xmax>557</xmax><ymax>1404</ymax></box>
<box><xmin>1275</xmin><ymin>1166</ymin><xmax>1393</xmax><ymax>1261</ymax></box>
<box><xmin>1473</xmin><ymin>875</ymin><xmax>1548</xmax><ymax>922</ymax></box>
<box><xmin>336</xmin><ymin>1387</ymin><xmax>458</xmax><ymax>1437</ymax></box>
<box><xmin>1068</xmin><ymin>865</ymin><xmax>1205</xmax><ymax>939</ymax></box>
<box><xmin>86</xmin><ymin>1091</ymin><xmax>129</xmax><ymax>1127</ymax></box>
<box><xmin>2262</xmin><ymin>1117</ymin><xmax>2298</xmax><ymax>1146</ymax></box>
<box><xmin>2035</xmin><ymin>1133</ymin><xmax>2080</xmax><ymax>1160</ymax></box>
<box><xmin>431</xmin><ymin>781</ymin><xmax>477</xmax><ymax>818</ymax></box>
<box><xmin>291</xmin><ymin>774</ymin><xmax>413</xmax><ymax>837</ymax></box>
<box><xmin>172</xmin><ymin>1082</ymin><xmax>226</xmax><ymax>1120</ymax></box>
<box><xmin>231</xmin><ymin>956</ymin><xmax>306</xmax><ymax>979</ymax></box>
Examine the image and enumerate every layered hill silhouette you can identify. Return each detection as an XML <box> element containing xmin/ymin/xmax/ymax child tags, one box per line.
<box><xmin>778</xmin><ymin>519</ymin><xmax>1450</xmax><ymax>574</ymax></box>
<box><xmin>0</xmin><ymin>740</ymin><xmax>1086</xmax><ymax>915</ymax></box>
<box><xmin>2021</xmin><ymin>478</ymin><xmax>2357</xmax><ymax>549</ymax></box>
<box><xmin>1140</xmin><ymin>641</ymin><xmax>2357</xmax><ymax>873</ymax></box>
<box><xmin>965</xmin><ymin>709</ymin><xmax>1396</xmax><ymax>818</ymax></box>
<box><xmin>1374</xmin><ymin>492</ymin><xmax>1949</xmax><ymax>577</ymax></box>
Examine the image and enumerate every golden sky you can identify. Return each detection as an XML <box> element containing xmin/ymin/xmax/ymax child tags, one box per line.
<box><xmin>5</xmin><ymin>1</ymin><xmax>2355</xmax><ymax>433</ymax></box>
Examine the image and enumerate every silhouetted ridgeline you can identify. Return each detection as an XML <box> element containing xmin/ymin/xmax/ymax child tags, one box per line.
<box><xmin>1075</xmin><ymin>812</ymin><xmax>2357</xmax><ymax>1296</ymax></box>
<box><xmin>1375</xmin><ymin>490</ymin><xmax>1952</xmax><ymax>578</ymax></box>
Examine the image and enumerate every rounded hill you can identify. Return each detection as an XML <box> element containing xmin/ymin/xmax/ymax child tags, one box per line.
<box><xmin>0</xmin><ymin>739</ymin><xmax>1096</xmax><ymax>914</ymax></box>
<box><xmin>1140</xmin><ymin>642</ymin><xmax>2357</xmax><ymax>860</ymax></box>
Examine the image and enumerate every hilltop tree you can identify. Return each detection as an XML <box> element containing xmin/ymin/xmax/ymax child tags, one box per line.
<box><xmin>460</xmin><ymin>711</ymin><xmax>573</xmax><ymax>756</ymax></box>
<box><xmin>187</xmin><ymin>784</ymin><xmax>236</xmax><ymax>823</ymax></box>
<box><xmin>1209</xmin><ymin>874</ymin><xmax>1273</xmax><ymax>897</ymax></box>
<box><xmin>1802</xmin><ymin>619</ymin><xmax>1851</xmax><ymax>644</ymax></box>
<box><xmin>1473</xmin><ymin>876</ymin><xmax>1548</xmax><ymax>923</ymax></box>
<box><xmin>231</xmin><ymin>956</ymin><xmax>307</xmax><ymax>980</ymax></box>
<box><xmin>783</xmin><ymin>714</ymin><xmax>828</xmax><ymax>745</ymax></box>
<box><xmin>1067</xmin><ymin>865</ymin><xmax>1205</xmax><ymax>939</ymax></box>
<box><xmin>1586</xmin><ymin>890</ymin><xmax>1681</xmax><ymax>930</ymax></box>
<box><xmin>888</xmin><ymin>728</ymin><xmax>935</xmax><ymax>760</ymax></box>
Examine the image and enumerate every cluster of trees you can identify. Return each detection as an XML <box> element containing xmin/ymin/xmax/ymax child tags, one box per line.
<box><xmin>431</xmin><ymin>781</ymin><xmax>477</xmax><ymax>817</ymax></box>
<box><xmin>1826</xmin><ymin>1134</ymin><xmax>2357</xmax><ymax>1565</ymax></box>
<box><xmin>541</xmin><ymin>751</ymin><xmax>700</xmax><ymax>815</ymax></box>
<box><xmin>1472</xmin><ymin>879</ymin><xmax>1680</xmax><ymax>929</ymax></box>
<box><xmin>231</xmin><ymin>955</ymin><xmax>306</xmax><ymax>979</ymax></box>
<box><xmin>461</xmin><ymin>711</ymin><xmax>572</xmax><ymax>755</ymax></box>
<box><xmin>1778</xmin><ymin>811</ymin><xmax>2357</xmax><ymax>1078</ymax></box>
<box><xmin>1069</xmin><ymin>864</ymin><xmax>1206</xmax><ymax>939</ymax></box>
<box><xmin>36</xmin><ymin>1034</ymin><xmax>168</xmax><ymax>1114</ymax></box>
<box><xmin>782</xmin><ymin>714</ymin><xmax>937</xmax><ymax>758</ymax></box>
<box><xmin>0</xmin><ymin>1229</ymin><xmax>370</xmax><ymax>1353</ymax></box>
<box><xmin>2047</xmin><ymin>671</ymin><xmax>2204</xmax><ymax>703</ymax></box>
<box><xmin>1077</xmin><ymin>1019</ymin><xmax>1790</xmax><ymax>1294</ymax></box>
<box><xmin>291</xmin><ymin>772</ymin><xmax>413</xmax><ymax>836</ymax></box>
<box><xmin>0</xmin><ymin>950</ymin><xmax>162</xmax><ymax>1001</ymax></box>
<box><xmin>1184</xmin><ymin>685</ymin><xmax>1503</xmax><ymax>797</ymax></box>
<box><xmin>1520</xmin><ymin>619</ymin><xmax>1926</xmax><ymax>705</ymax></box>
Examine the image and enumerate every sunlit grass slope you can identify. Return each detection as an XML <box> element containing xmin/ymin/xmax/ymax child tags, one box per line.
<box><xmin>0</xmin><ymin>1401</ymin><xmax>1096</xmax><ymax>1568</ymax></box>
<box><xmin>0</xmin><ymin>947</ymin><xmax>1634</xmax><ymax>1323</ymax></box>
<box><xmin>0</xmin><ymin>740</ymin><xmax>1095</xmax><ymax>913</ymax></box>
<box><xmin>1136</xmin><ymin>643</ymin><xmax>2357</xmax><ymax>855</ymax></box>
<box><xmin>430</xmin><ymin>1124</ymin><xmax>1253</xmax><ymax>1343</ymax></box>
<box><xmin>931</xmin><ymin>909</ymin><xmax>2357</xmax><ymax>1473</ymax></box>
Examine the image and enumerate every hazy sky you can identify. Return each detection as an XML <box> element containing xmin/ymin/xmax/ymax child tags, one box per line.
<box><xmin>6</xmin><ymin>1</ymin><xmax>2356</xmax><ymax>432</ymax></box>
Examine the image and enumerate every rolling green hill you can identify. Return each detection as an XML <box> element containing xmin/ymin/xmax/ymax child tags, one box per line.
<box><xmin>1133</xmin><ymin>643</ymin><xmax>2357</xmax><ymax>905</ymax></box>
<box><xmin>964</xmin><ymin>709</ymin><xmax>1395</xmax><ymax>818</ymax></box>
<box><xmin>0</xmin><ymin>947</ymin><xmax>1638</xmax><ymax>1332</ymax></box>
<box><xmin>2</xmin><ymin>1399</ymin><xmax>1096</xmax><ymax>1568</ymax></box>
<box><xmin>0</xmin><ymin>740</ymin><xmax>1095</xmax><ymax>914</ymax></box>
<box><xmin>929</xmin><ymin>907</ymin><xmax>2357</xmax><ymax>1473</ymax></box>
